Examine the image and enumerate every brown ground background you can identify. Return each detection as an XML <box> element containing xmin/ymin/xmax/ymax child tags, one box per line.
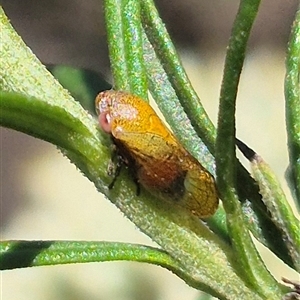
<box><xmin>1</xmin><ymin>1</ymin><xmax>299</xmax><ymax>299</ymax></box>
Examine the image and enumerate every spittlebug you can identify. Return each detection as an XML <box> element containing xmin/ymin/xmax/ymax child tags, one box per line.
<box><xmin>95</xmin><ymin>90</ymin><xmax>218</xmax><ymax>217</ymax></box>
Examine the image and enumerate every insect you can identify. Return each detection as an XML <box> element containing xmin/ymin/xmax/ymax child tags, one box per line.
<box><xmin>95</xmin><ymin>90</ymin><xmax>219</xmax><ymax>217</ymax></box>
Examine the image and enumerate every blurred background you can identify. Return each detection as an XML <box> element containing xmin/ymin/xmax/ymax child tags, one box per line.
<box><xmin>1</xmin><ymin>0</ymin><xmax>299</xmax><ymax>299</ymax></box>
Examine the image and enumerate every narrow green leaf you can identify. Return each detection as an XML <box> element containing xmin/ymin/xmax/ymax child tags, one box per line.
<box><xmin>252</xmin><ymin>157</ymin><xmax>300</xmax><ymax>272</ymax></box>
<box><xmin>0</xmin><ymin>240</ymin><xmax>179</xmax><ymax>271</ymax></box>
<box><xmin>103</xmin><ymin>0</ymin><xmax>128</xmax><ymax>90</ymax></box>
<box><xmin>285</xmin><ymin>6</ymin><xmax>300</xmax><ymax>207</ymax></box>
<box><xmin>216</xmin><ymin>0</ymin><xmax>285</xmax><ymax>298</ymax></box>
<box><xmin>236</xmin><ymin>140</ymin><xmax>300</xmax><ymax>272</ymax></box>
<box><xmin>104</xmin><ymin>0</ymin><xmax>148</xmax><ymax>98</ymax></box>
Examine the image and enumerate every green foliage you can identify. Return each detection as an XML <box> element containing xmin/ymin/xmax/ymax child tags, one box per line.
<box><xmin>0</xmin><ymin>1</ymin><xmax>299</xmax><ymax>299</ymax></box>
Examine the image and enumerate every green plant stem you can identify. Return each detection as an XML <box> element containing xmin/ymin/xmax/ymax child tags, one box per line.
<box><xmin>285</xmin><ymin>6</ymin><xmax>300</xmax><ymax>207</ymax></box>
<box><xmin>104</xmin><ymin>0</ymin><xmax>148</xmax><ymax>99</ymax></box>
<box><xmin>216</xmin><ymin>0</ymin><xmax>285</xmax><ymax>298</ymax></box>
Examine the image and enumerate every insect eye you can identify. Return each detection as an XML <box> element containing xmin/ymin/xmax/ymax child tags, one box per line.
<box><xmin>98</xmin><ymin>111</ymin><xmax>112</xmax><ymax>133</ymax></box>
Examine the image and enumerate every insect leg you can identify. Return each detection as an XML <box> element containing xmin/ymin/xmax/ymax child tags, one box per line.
<box><xmin>108</xmin><ymin>153</ymin><xmax>124</xmax><ymax>189</ymax></box>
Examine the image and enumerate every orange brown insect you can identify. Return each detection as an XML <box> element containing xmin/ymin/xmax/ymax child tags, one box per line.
<box><xmin>95</xmin><ymin>90</ymin><xmax>218</xmax><ymax>217</ymax></box>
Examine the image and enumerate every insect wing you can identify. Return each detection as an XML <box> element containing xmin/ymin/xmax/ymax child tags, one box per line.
<box><xmin>114</xmin><ymin>129</ymin><xmax>185</xmax><ymax>190</ymax></box>
<box><xmin>183</xmin><ymin>164</ymin><xmax>219</xmax><ymax>217</ymax></box>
